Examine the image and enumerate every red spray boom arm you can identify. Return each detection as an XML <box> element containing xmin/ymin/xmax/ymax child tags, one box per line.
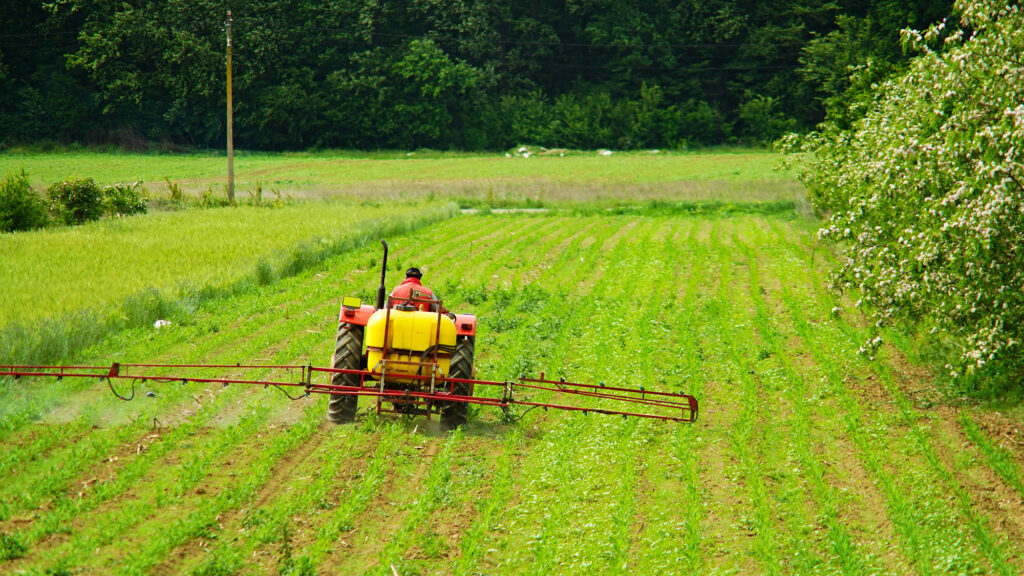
<box><xmin>1</xmin><ymin>363</ymin><xmax>699</xmax><ymax>423</ymax></box>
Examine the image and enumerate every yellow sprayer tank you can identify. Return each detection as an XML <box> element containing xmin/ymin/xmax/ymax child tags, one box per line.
<box><xmin>365</xmin><ymin>308</ymin><xmax>456</xmax><ymax>384</ymax></box>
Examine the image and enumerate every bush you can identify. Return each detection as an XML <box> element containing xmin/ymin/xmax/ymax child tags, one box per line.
<box><xmin>165</xmin><ymin>177</ymin><xmax>184</xmax><ymax>202</ymax></box>
<box><xmin>496</xmin><ymin>91</ymin><xmax>553</xmax><ymax>148</ymax></box>
<box><xmin>737</xmin><ymin>94</ymin><xmax>799</xmax><ymax>144</ymax></box>
<box><xmin>103</xmin><ymin>181</ymin><xmax>147</xmax><ymax>216</ymax></box>
<box><xmin>550</xmin><ymin>92</ymin><xmax>617</xmax><ymax>149</ymax></box>
<box><xmin>662</xmin><ymin>99</ymin><xmax>727</xmax><ymax>147</ymax></box>
<box><xmin>0</xmin><ymin>170</ymin><xmax>48</xmax><ymax>232</ymax></box>
<box><xmin>47</xmin><ymin>177</ymin><xmax>104</xmax><ymax>225</ymax></box>
<box><xmin>200</xmin><ymin>185</ymin><xmax>232</xmax><ymax>208</ymax></box>
<box><xmin>791</xmin><ymin>0</ymin><xmax>1024</xmax><ymax>383</ymax></box>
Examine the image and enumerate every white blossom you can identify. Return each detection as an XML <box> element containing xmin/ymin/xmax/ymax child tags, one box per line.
<box><xmin>785</xmin><ymin>0</ymin><xmax>1024</xmax><ymax>380</ymax></box>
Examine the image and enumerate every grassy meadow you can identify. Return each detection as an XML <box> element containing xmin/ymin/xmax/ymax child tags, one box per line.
<box><xmin>0</xmin><ymin>202</ymin><xmax>453</xmax><ymax>326</ymax></box>
<box><xmin>0</xmin><ymin>147</ymin><xmax>801</xmax><ymax>205</ymax></box>
<box><xmin>1</xmin><ymin>149</ymin><xmax>1022</xmax><ymax>575</ymax></box>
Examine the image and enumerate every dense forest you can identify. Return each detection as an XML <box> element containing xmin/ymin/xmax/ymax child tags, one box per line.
<box><xmin>1</xmin><ymin>0</ymin><xmax>950</xmax><ymax>150</ymax></box>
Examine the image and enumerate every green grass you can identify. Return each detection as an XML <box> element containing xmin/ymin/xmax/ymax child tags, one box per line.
<box><xmin>0</xmin><ymin>201</ymin><xmax>451</xmax><ymax>326</ymax></box>
<box><xmin>0</xmin><ymin>148</ymin><xmax>802</xmax><ymax>206</ymax></box>
<box><xmin>2</xmin><ymin>170</ymin><xmax>1022</xmax><ymax>575</ymax></box>
<box><xmin>0</xmin><ymin>148</ymin><xmax>803</xmax><ymax>368</ymax></box>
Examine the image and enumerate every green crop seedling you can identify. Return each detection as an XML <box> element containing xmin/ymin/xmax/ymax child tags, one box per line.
<box><xmin>0</xmin><ymin>150</ymin><xmax>1021</xmax><ymax>575</ymax></box>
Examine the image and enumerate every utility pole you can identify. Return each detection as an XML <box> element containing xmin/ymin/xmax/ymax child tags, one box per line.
<box><xmin>225</xmin><ymin>10</ymin><xmax>235</xmax><ymax>203</ymax></box>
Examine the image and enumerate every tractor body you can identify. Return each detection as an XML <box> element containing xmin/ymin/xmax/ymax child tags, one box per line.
<box><xmin>327</xmin><ymin>241</ymin><xmax>477</xmax><ymax>427</ymax></box>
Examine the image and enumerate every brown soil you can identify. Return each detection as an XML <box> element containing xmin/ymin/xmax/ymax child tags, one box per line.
<box><xmin>753</xmin><ymin>227</ymin><xmax>909</xmax><ymax>572</ymax></box>
<box><xmin>520</xmin><ymin>219</ymin><xmax>603</xmax><ymax>286</ymax></box>
<box><xmin>578</xmin><ymin>219</ymin><xmax>639</xmax><ymax>292</ymax></box>
<box><xmin>153</xmin><ymin>423</ymin><xmax>377</xmax><ymax>576</ymax></box>
<box><xmin>402</xmin><ymin>436</ymin><xmax>504</xmax><ymax>566</ymax></box>
<box><xmin>317</xmin><ymin>434</ymin><xmax>443</xmax><ymax>575</ymax></box>
<box><xmin>974</xmin><ymin>411</ymin><xmax>1024</xmax><ymax>462</ymax></box>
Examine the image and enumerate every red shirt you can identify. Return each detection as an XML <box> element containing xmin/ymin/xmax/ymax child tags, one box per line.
<box><xmin>390</xmin><ymin>277</ymin><xmax>447</xmax><ymax>313</ymax></box>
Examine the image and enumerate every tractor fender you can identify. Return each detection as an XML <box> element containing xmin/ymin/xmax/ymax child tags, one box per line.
<box><xmin>454</xmin><ymin>313</ymin><xmax>477</xmax><ymax>337</ymax></box>
<box><xmin>338</xmin><ymin>304</ymin><xmax>376</xmax><ymax>326</ymax></box>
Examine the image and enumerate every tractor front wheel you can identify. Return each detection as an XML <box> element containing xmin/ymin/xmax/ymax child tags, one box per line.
<box><xmin>327</xmin><ymin>323</ymin><xmax>363</xmax><ymax>423</ymax></box>
<box><xmin>441</xmin><ymin>335</ymin><xmax>474</xmax><ymax>429</ymax></box>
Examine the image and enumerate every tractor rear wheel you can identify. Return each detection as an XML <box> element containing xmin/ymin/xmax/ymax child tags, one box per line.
<box><xmin>441</xmin><ymin>335</ymin><xmax>474</xmax><ymax>429</ymax></box>
<box><xmin>327</xmin><ymin>323</ymin><xmax>363</xmax><ymax>423</ymax></box>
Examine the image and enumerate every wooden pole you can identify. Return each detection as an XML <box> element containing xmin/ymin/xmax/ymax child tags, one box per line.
<box><xmin>225</xmin><ymin>10</ymin><xmax>235</xmax><ymax>204</ymax></box>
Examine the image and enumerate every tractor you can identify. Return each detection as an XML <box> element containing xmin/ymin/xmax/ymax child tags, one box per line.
<box><xmin>326</xmin><ymin>241</ymin><xmax>477</xmax><ymax>428</ymax></box>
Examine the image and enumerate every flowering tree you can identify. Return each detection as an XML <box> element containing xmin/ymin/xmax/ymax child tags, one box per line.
<box><xmin>794</xmin><ymin>0</ymin><xmax>1024</xmax><ymax>383</ymax></box>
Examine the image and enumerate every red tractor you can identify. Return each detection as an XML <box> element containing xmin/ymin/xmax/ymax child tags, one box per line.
<box><xmin>326</xmin><ymin>241</ymin><xmax>478</xmax><ymax>428</ymax></box>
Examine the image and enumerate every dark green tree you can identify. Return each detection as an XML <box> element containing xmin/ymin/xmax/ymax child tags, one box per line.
<box><xmin>0</xmin><ymin>0</ymin><xmax>956</xmax><ymax>149</ymax></box>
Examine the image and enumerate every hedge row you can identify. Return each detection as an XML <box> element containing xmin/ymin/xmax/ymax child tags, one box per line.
<box><xmin>0</xmin><ymin>172</ymin><xmax>147</xmax><ymax>233</ymax></box>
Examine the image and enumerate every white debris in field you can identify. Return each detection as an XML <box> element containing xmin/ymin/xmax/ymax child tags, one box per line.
<box><xmin>598</xmin><ymin>149</ymin><xmax>613</xmax><ymax>156</ymax></box>
<box><xmin>510</xmin><ymin>145</ymin><xmax>570</xmax><ymax>158</ymax></box>
<box><xmin>154</xmin><ymin>319</ymin><xmax>172</xmax><ymax>329</ymax></box>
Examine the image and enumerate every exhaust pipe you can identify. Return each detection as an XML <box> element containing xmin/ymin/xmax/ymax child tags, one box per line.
<box><xmin>376</xmin><ymin>240</ymin><xmax>388</xmax><ymax>310</ymax></box>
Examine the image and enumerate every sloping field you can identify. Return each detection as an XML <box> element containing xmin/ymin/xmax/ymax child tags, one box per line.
<box><xmin>2</xmin><ymin>212</ymin><xmax>1023</xmax><ymax>575</ymax></box>
<box><xmin>0</xmin><ymin>201</ymin><xmax>452</xmax><ymax>326</ymax></box>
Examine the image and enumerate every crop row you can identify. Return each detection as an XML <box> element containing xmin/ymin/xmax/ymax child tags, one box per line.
<box><xmin>1</xmin><ymin>211</ymin><xmax>1022</xmax><ymax>575</ymax></box>
<box><xmin>749</xmin><ymin>218</ymin><xmax>1023</xmax><ymax>574</ymax></box>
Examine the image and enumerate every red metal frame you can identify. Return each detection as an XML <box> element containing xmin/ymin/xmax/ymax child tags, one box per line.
<box><xmin>372</xmin><ymin>294</ymin><xmax>453</xmax><ymax>420</ymax></box>
<box><xmin>1</xmin><ymin>361</ymin><xmax>699</xmax><ymax>423</ymax></box>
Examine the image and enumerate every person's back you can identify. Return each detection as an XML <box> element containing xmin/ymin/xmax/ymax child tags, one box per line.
<box><xmin>390</xmin><ymin>267</ymin><xmax>450</xmax><ymax>315</ymax></box>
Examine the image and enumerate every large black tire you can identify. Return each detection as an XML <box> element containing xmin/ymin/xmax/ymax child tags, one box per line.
<box><xmin>441</xmin><ymin>336</ymin><xmax>474</xmax><ymax>429</ymax></box>
<box><xmin>327</xmin><ymin>323</ymin><xmax>363</xmax><ymax>423</ymax></box>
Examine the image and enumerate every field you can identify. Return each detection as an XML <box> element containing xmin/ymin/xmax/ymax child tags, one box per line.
<box><xmin>0</xmin><ymin>202</ymin><xmax>452</xmax><ymax>326</ymax></box>
<box><xmin>0</xmin><ymin>148</ymin><xmax>801</xmax><ymax>205</ymax></box>
<box><xmin>1</xmin><ymin>152</ymin><xmax>1023</xmax><ymax>575</ymax></box>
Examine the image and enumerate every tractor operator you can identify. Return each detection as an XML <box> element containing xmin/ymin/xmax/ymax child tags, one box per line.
<box><xmin>391</xmin><ymin>267</ymin><xmax>456</xmax><ymax>319</ymax></box>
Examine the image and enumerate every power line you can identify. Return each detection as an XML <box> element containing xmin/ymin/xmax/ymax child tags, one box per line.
<box><xmin>0</xmin><ymin>16</ymin><xmax>845</xmax><ymax>56</ymax></box>
<box><xmin>227</xmin><ymin>17</ymin><xmax>841</xmax><ymax>50</ymax></box>
<box><xmin>0</xmin><ymin>16</ymin><xmax>820</xmax><ymax>77</ymax></box>
<box><xmin>0</xmin><ymin>31</ymin><xmax>78</xmax><ymax>40</ymax></box>
<box><xmin>365</xmin><ymin>31</ymin><xmax>813</xmax><ymax>50</ymax></box>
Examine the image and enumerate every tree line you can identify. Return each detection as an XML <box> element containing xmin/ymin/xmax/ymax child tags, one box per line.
<box><xmin>1</xmin><ymin>0</ymin><xmax>950</xmax><ymax>151</ymax></box>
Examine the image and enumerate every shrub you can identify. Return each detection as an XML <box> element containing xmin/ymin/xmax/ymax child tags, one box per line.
<box><xmin>165</xmin><ymin>177</ymin><xmax>184</xmax><ymax>202</ymax></box>
<box><xmin>549</xmin><ymin>91</ymin><xmax>616</xmax><ymax>149</ymax></box>
<box><xmin>103</xmin><ymin>181</ymin><xmax>147</xmax><ymax>216</ymax></box>
<box><xmin>497</xmin><ymin>91</ymin><xmax>553</xmax><ymax>148</ymax></box>
<box><xmin>737</xmin><ymin>94</ymin><xmax>799</xmax><ymax>144</ymax></box>
<box><xmin>47</xmin><ymin>177</ymin><xmax>104</xmax><ymax>225</ymax></box>
<box><xmin>200</xmin><ymin>185</ymin><xmax>232</xmax><ymax>208</ymax></box>
<box><xmin>791</xmin><ymin>0</ymin><xmax>1024</xmax><ymax>384</ymax></box>
<box><xmin>0</xmin><ymin>170</ymin><xmax>48</xmax><ymax>232</ymax></box>
<box><xmin>662</xmin><ymin>99</ymin><xmax>726</xmax><ymax>147</ymax></box>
